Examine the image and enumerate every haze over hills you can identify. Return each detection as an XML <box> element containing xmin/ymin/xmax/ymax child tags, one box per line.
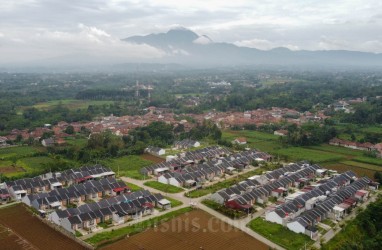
<box><xmin>3</xmin><ymin>27</ymin><xmax>382</xmax><ymax>72</ymax></box>
<box><xmin>124</xmin><ymin>27</ymin><xmax>382</xmax><ymax>69</ymax></box>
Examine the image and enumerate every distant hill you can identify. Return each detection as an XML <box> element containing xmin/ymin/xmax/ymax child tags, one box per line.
<box><xmin>124</xmin><ymin>27</ymin><xmax>382</xmax><ymax>68</ymax></box>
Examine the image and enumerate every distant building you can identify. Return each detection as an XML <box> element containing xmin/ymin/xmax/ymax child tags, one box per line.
<box><xmin>173</xmin><ymin>139</ymin><xmax>200</xmax><ymax>149</ymax></box>
<box><xmin>233</xmin><ymin>137</ymin><xmax>247</xmax><ymax>145</ymax></box>
<box><xmin>41</xmin><ymin>138</ymin><xmax>55</xmax><ymax>147</ymax></box>
<box><xmin>145</xmin><ymin>146</ymin><xmax>166</xmax><ymax>156</ymax></box>
<box><xmin>274</xmin><ymin>130</ymin><xmax>288</xmax><ymax>136</ymax></box>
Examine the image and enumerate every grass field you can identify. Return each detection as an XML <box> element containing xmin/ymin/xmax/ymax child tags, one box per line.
<box><xmin>16</xmin><ymin>156</ymin><xmax>55</xmax><ymax>171</ymax></box>
<box><xmin>85</xmin><ymin>207</ymin><xmax>193</xmax><ymax>246</ymax></box>
<box><xmin>0</xmin><ymin>146</ymin><xmax>41</xmax><ymax>160</ymax></box>
<box><xmin>353</xmin><ymin>156</ymin><xmax>382</xmax><ymax>166</ymax></box>
<box><xmin>163</xmin><ymin>196</ymin><xmax>183</xmax><ymax>207</ymax></box>
<box><xmin>101</xmin><ymin>155</ymin><xmax>154</xmax><ymax>179</ymax></box>
<box><xmin>274</xmin><ymin>147</ymin><xmax>345</xmax><ymax>163</ymax></box>
<box><xmin>248</xmin><ymin>217</ymin><xmax>313</xmax><ymax>250</ymax></box>
<box><xmin>30</xmin><ymin>99</ymin><xmax>114</xmax><ymax>111</ymax></box>
<box><xmin>124</xmin><ymin>181</ymin><xmax>143</xmax><ymax>192</ymax></box>
<box><xmin>340</xmin><ymin>160</ymin><xmax>382</xmax><ymax>171</ymax></box>
<box><xmin>144</xmin><ymin>181</ymin><xmax>184</xmax><ymax>193</ymax></box>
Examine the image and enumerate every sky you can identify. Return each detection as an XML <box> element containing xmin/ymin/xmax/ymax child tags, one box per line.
<box><xmin>1</xmin><ymin>0</ymin><xmax>382</xmax><ymax>65</ymax></box>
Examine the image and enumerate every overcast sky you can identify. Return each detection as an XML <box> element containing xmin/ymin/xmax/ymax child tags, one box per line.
<box><xmin>1</xmin><ymin>0</ymin><xmax>382</xmax><ymax>64</ymax></box>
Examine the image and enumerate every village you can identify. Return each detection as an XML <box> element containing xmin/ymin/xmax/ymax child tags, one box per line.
<box><xmin>0</xmin><ymin>139</ymin><xmax>380</xmax><ymax>249</ymax></box>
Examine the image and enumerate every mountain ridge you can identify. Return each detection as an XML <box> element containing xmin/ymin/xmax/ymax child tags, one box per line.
<box><xmin>123</xmin><ymin>28</ymin><xmax>382</xmax><ymax>68</ymax></box>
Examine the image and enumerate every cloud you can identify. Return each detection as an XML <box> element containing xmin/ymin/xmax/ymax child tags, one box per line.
<box><xmin>234</xmin><ymin>38</ymin><xmax>299</xmax><ymax>51</ymax></box>
<box><xmin>0</xmin><ymin>24</ymin><xmax>165</xmax><ymax>65</ymax></box>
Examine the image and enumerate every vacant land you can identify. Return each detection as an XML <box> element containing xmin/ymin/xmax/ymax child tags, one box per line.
<box><xmin>0</xmin><ymin>146</ymin><xmax>41</xmax><ymax>160</ymax></box>
<box><xmin>101</xmin><ymin>155</ymin><xmax>154</xmax><ymax>179</ymax></box>
<box><xmin>30</xmin><ymin>99</ymin><xmax>114</xmax><ymax>111</ymax></box>
<box><xmin>248</xmin><ymin>217</ymin><xmax>313</xmax><ymax>250</ymax></box>
<box><xmin>101</xmin><ymin>209</ymin><xmax>269</xmax><ymax>250</ymax></box>
<box><xmin>144</xmin><ymin>181</ymin><xmax>184</xmax><ymax>193</ymax></box>
<box><xmin>141</xmin><ymin>153</ymin><xmax>165</xmax><ymax>163</ymax></box>
<box><xmin>275</xmin><ymin>147</ymin><xmax>345</xmax><ymax>163</ymax></box>
<box><xmin>86</xmin><ymin>207</ymin><xmax>193</xmax><ymax>246</ymax></box>
<box><xmin>0</xmin><ymin>204</ymin><xmax>86</xmax><ymax>250</ymax></box>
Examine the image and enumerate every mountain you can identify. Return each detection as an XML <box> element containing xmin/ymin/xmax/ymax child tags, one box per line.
<box><xmin>123</xmin><ymin>28</ymin><xmax>382</xmax><ymax>69</ymax></box>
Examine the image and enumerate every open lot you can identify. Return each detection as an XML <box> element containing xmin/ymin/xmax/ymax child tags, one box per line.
<box><xmin>28</xmin><ymin>99</ymin><xmax>114</xmax><ymax>111</ymax></box>
<box><xmin>101</xmin><ymin>155</ymin><xmax>154</xmax><ymax>179</ymax></box>
<box><xmin>101</xmin><ymin>209</ymin><xmax>269</xmax><ymax>250</ymax></box>
<box><xmin>248</xmin><ymin>217</ymin><xmax>313</xmax><ymax>250</ymax></box>
<box><xmin>0</xmin><ymin>204</ymin><xmax>86</xmax><ymax>250</ymax></box>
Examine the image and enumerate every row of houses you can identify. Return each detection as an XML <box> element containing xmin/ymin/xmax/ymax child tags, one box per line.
<box><xmin>157</xmin><ymin>150</ymin><xmax>271</xmax><ymax>187</ymax></box>
<box><xmin>329</xmin><ymin>138</ymin><xmax>382</xmax><ymax>157</ymax></box>
<box><xmin>141</xmin><ymin>146</ymin><xmax>232</xmax><ymax>176</ymax></box>
<box><xmin>1</xmin><ymin>165</ymin><xmax>115</xmax><ymax>201</ymax></box>
<box><xmin>265</xmin><ymin>171</ymin><xmax>358</xmax><ymax>225</ymax></box>
<box><xmin>173</xmin><ymin>139</ymin><xmax>201</xmax><ymax>149</ymax></box>
<box><xmin>49</xmin><ymin>190</ymin><xmax>167</xmax><ymax>234</ymax></box>
<box><xmin>286</xmin><ymin>177</ymin><xmax>372</xmax><ymax>239</ymax></box>
<box><xmin>210</xmin><ymin>162</ymin><xmax>322</xmax><ymax>211</ymax></box>
<box><xmin>22</xmin><ymin>177</ymin><xmax>129</xmax><ymax>211</ymax></box>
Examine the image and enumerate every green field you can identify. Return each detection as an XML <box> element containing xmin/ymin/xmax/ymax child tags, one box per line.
<box><xmin>0</xmin><ymin>146</ymin><xmax>41</xmax><ymax>160</ymax></box>
<box><xmin>274</xmin><ymin>147</ymin><xmax>345</xmax><ymax>163</ymax></box>
<box><xmin>163</xmin><ymin>196</ymin><xmax>183</xmax><ymax>207</ymax></box>
<box><xmin>85</xmin><ymin>207</ymin><xmax>193</xmax><ymax>246</ymax></box>
<box><xmin>64</xmin><ymin>137</ymin><xmax>88</xmax><ymax>148</ymax></box>
<box><xmin>144</xmin><ymin>181</ymin><xmax>184</xmax><ymax>193</ymax></box>
<box><xmin>101</xmin><ymin>155</ymin><xmax>154</xmax><ymax>179</ymax></box>
<box><xmin>124</xmin><ymin>181</ymin><xmax>143</xmax><ymax>192</ymax></box>
<box><xmin>359</xmin><ymin>126</ymin><xmax>382</xmax><ymax>134</ymax></box>
<box><xmin>340</xmin><ymin>160</ymin><xmax>382</xmax><ymax>171</ymax></box>
<box><xmin>248</xmin><ymin>218</ymin><xmax>313</xmax><ymax>250</ymax></box>
<box><xmin>16</xmin><ymin>156</ymin><xmax>55</xmax><ymax>171</ymax></box>
<box><xmin>353</xmin><ymin>156</ymin><xmax>382</xmax><ymax>166</ymax></box>
<box><xmin>30</xmin><ymin>99</ymin><xmax>115</xmax><ymax>111</ymax></box>
<box><xmin>223</xmin><ymin>129</ymin><xmax>382</xmax><ymax>180</ymax></box>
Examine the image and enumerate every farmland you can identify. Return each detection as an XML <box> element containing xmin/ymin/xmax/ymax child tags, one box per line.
<box><xmin>101</xmin><ymin>209</ymin><xmax>269</xmax><ymax>250</ymax></box>
<box><xmin>223</xmin><ymin>130</ymin><xmax>382</xmax><ymax>179</ymax></box>
<box><xmin>30</xmin><ymin>99</ymin><xmax>114</xmax><ymax>111</ymax></box>
<box><xmin>0</xmin><ymin>204</ymin><xmax>86</xmax><ymax>250</ymax></box>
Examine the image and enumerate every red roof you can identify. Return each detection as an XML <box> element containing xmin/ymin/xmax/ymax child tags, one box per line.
<box><xmin>113</xmin><ymin>187</ymin><xmax>126</xmax><ymax>192</ymax></box>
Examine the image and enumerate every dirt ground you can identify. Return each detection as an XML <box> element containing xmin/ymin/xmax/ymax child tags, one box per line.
<box><xmin>141</xmin><ymin>153</ymin><xmax>165</xmax><ymax>163</ymax></box>
<box><xmin>102</xmin><ymin>209</ymin><xmax>269</xmax><ymax>250</ymax></box>
<box><xmin>0</xmin><ymin>204</ymin><xmax>86</xmax><ymax>250</ymax></box>
<box><xmin>0</xmin><ymin>165</ymin><xmax>25</xmax><ymax>174</ymax></box>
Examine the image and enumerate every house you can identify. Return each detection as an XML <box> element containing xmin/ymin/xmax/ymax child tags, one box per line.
<box><xmin>354</xmin><ymin>190</ymin><xmax>368</xmax><ymax>201</ymax></box>
<box><xmin>225</xmin><ymin>199</ymin><xmax>253</xmax><ymax>213</ymax></box>
<box><xmin>265</xmin><ymin>209</ymin><xmax>289</xmax><ymax>225</ymax></box>
<box><xmin>9</xmin><ymin>185</ymin><xmax>27</xmax><ymax>200</ymax></box>
<box><xmin>173</xmin><ymin>139</ymin><xmax>200</xmax><ymax>149</ymax></box>
<box><xmin>0</xmin><ymin>136</ymin><xmax>8</xmax><ymax>147</ymax></box>
<box><xmin>41</xmin><ymin>138</ymin><xmax>55</xmax><ymax>147</ymax></box>
<box><xmin>233</xmin><ymin>137</ymin><xmax>247</xmax><ymax>145</ymax></box>
<box><xmin>158</xmin><ymin>198</ymin><xmax>171</xmax><ymax>210</ymax></box>
<box><xmin>274</xmin><ymin>130</ymin><xmax>288</xmax><ymax>136</ymax></box>
<box><xmin>0</xmin><ymin>188</ymin><xmax>11</xmax><ymax>203</ymax></box>
<box><xmin>145</xmin><ymin>146</ymin><xmax>166</xmax><ymax>156</ymax></box>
